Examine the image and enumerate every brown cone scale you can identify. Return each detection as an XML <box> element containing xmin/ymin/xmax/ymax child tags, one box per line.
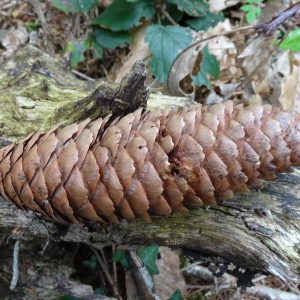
<box><xmin>1</xmin><ymin>101</ymin><xmax>299</xmax><ymax>224</ymax></box>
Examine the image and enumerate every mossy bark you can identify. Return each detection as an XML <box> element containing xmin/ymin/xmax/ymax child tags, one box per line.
<box><xmin>0</xmin><ymin>32</ymin><xmax>192</xmax><ymax>145</ymax></box>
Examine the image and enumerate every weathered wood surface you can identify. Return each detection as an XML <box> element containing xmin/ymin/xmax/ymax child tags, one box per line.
<box><xmin>1</xmin><ymin>168</ymin><xmax>300</xmax><ymax>286</ymax></box>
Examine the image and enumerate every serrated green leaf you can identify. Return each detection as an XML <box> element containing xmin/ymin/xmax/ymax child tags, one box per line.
<box><xmin>145</xmin><ymin>25</ymin><xmax>193</xmax><ymax>83</ymax></box>
<box><xmin>191</xmin><ymin>45</ymin><xmax>220</xmax><ymax>89</ymax></box>
<box><xmin>240</xmin><ymin>4</ymin><xmax>253</xmax><ymax>12</ymax></box>
<box><xmin>278</xmin><ymin>28</ymin><xmax>300</xmax><ymax>52</ymax></box>
<box><xmin>165</xmin><ymin>0</ymin><xmax>209</xmax><ymax>17</ymax></box>
<box><xmin>246</xmin><ymin>10</ymin><xmax>257</xmax><ymax>23</ymax></box>
<box><xmin>94</xmin><ymin>287</ymin><xmax>105</xmax><ymax>295</ymax></box>
<box><xmin>169</xmin><ymin>289</ymin><xmax>183</xmax><ymax>300</ymax></box>
<box><xmin>93</xmin><ymin>0</ymin><xmax>155</xmax><ymax>31</ymax></box>
<box><xmin>92</xmin><ymin>27</ymin><xmax>132</xmax><ymax>49</ymax></box>
<box><xmin>138</xmin><ymin>246</ymin><xmax>159</xmax><ymax>275</ymax></box>
<box><xmin>186</xmin><ymin>12</ymin><xmax>224</xmax><ymax>31</ymax></box>
<box><xmin>65</xmin><ymin>40</ymin><xmax>90</xmax><ymax>68</ymax></box>
<box><xmin>83</xmin><ymin>254</ymin><xmax>98</xmax><ymax>271</ymax></box>
<box><xmin>51</xmin><ymin>0</ymin><xmax>98</xmax><ymax>13</ymax></box>
<box><xmin>113</xmin><ymin>250</ymin><xmax>129</xmax><ymax>269</ymax></box>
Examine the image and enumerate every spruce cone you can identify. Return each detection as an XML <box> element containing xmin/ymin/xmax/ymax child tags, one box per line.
<box><xmin>0</xmin><ymin>101</ymin><xmax>299</xmax><ymax>224</ymax></box>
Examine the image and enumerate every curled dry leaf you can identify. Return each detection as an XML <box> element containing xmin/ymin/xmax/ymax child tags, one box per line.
<box><xmin>153</xmin><ymin>247</ymin><xmax>187</xmax><ymax>300</ymax></box>
<box><xmin>168</xmin><ymin>19</ymin><xmax>238</xmax><ymax>102</ymax></box>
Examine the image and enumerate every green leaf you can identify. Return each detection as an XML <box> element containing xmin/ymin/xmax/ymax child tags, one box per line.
<box><xmin>145</xmin><ymin>25</ymin><xmax>193</xmax><ymax>83</ymax></box>
<box><xmin>191</xmin><ymin>45</ymin><xmax>220</xmax><ymax>89</ymax></box>
<box><xmin>51</xmin><ymin>0</ymin><xmax>98</xmax><ymax>13</ymax></box>
<box><xmin>165</xmin><ymin>0</ymin><xmax>209</xmax><ymax>17</ymax></box>
<box><xmin>91</xmin><ymin>39</ymin><xmax>103</xmax><ymax>58</ymax></box>
<box><xmin>83</xmin><ymin>254</ymin><xmax>98</xmax><ymax>271</ymax></box>
<box><xmin>138</xmin><ymin>246</ymin><xmax>159</xmax><ymax>275</ymax></box>
<box><xmin>253</xmin><ymin>6</ymin><xmax>261</xmax><ymax>15</ymax></box>
<box><xmin>186</xmin><ymin>12</ymin><xmax>224</xmax><ymax>31</ymax></box>
<box><xmin>92</xmin><ymin>27</ymin><xmax>132</xmax><ymax>49</ymax></box>
<box><xmin>240</xmin><ymin>4</ymin><xmax>254</xmax><ymax>12</ymax></box>
<box><xmin>25</xmin><ymin>22</ymin><xmax>41</xmax><ymax>33</ymax></box>
<box><xmin>169</xmin><ymin>289</ymin><xmax>183</xmax><ymax>300</ymax></box>
<box><xmin>65</xmin><ymin>40</ymin><xmax>90</xmax><ymax>68</ymax></box>
<box><xmin>246</xmin><ymin>10</ymin><xmax>257</xmax><ymax>23</ymax></box>
<box><xmin>113</xmin><ymin>250</ymin><xmax>130</xmax><ymax>269</ymax></box>
<box><xmin>278</xmin><ymin>28</ymin><xmax>300</xmax><ymax>52</ymax></box>
<box><xmin>93</xmin><ymin>0</ymin><xmax>155</xmax><ymax>31</ymax></box>
<box><xmin>94</xmin><ymin>287</ymin><xmax>105</xmax><ymax>295</ymax></box>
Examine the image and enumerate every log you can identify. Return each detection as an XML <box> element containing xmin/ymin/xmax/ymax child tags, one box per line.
<box><xmin>1</xmin><ymin>32</ymin><xmax>300</xmax><ymax>290</ymax></box>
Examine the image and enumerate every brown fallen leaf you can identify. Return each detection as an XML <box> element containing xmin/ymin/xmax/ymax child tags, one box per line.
<box><xmin>153</xmin><ymin>247</ymin><xmax>187</xmax><ymax>300</ymax></box>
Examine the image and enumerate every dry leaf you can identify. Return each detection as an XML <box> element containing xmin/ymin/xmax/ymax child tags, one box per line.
<box><xmin>115</xmin><ymin>24</ymin><xmax>152</xmax><ymax>83</ymax></box>
<box><xmin>1</xmin><ymin>21</ymin><xmax>28</xmax><ymax>58</ymax></box>
<box><xmin>209</xmin><ymin>0</ymin><xmax>241</xmax><ymax>14</ymax></box>
<box><xmin>153</xmin><ymin>247</ymin><xmax>187</xmax><ymax>300</ymax></box>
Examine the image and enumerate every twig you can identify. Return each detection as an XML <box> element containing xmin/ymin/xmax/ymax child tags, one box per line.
<box><xmin>38</xmin><ymin>239</ymin><xmax>49</xmax><ymax>256</ymax></box>
<box><xmin>72</xmin><ymin>69</ymin><xmax>95</xmax><ymax>81</ymax></box>
<box><xmin>129</xmin><ymin>249</ymin><xmax>161</xmax><ymax>300</ymax></box>
<box><xmin>90</xmin><ymin>247</ymin><xmax>120</xmax><ymax>299</ymax></box>
<box><xmin>112</xmin><ymin>245</ymin><xmax>118</xmax><ymax>298</ymax></box>
<box><xmin>31</xmin><ymin>0</ymin><xmax>55</xmax><ymax>57</ymax></box>
<box><xmin>10</xmin><ymin>240</ymin><xmax>20</xmax><ymax>290</ymax></box>
<box><xmin>161</xmin><ymin>7</ymin><xmax>177</xmax><ymax>26</ymax></box>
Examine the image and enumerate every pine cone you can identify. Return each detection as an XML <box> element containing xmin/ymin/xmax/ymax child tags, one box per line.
<box><xmin>0</xmin><ymin>101</ymin><xmax>299</xmax><ymax>224</ymax></box>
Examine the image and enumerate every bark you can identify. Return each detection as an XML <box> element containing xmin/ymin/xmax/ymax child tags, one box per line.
<box><xmin>1</xmin><ymin>32</ymin><xmax>300</xmax><ymax>290</ymax></box>
<box><xmin>1</xmin><ymin>168</ymin><xmax>300</xmax><ymax>287</ymax></box>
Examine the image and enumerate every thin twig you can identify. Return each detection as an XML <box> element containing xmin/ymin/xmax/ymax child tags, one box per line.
<box><xmin>129</xmin><ymin>249</ymin><xmax>161</xmax><ymax>300</ymax></box>
<box><xmin>90</xmin><ymin>247</ymin><xmax>120</xmax><ymax>299</ymax></box>
<box><xmin>161</xmin><ymin>7</ymin><xmax>177</xmax><ymax>26</ymax></box>
<box><xmin>72</xmin><ymin>69</ymin><xmax>95</xmax><ymax>81</ymax></box>
<box><xmin>10</xmin><ymin>240</ymin><xmax>20</xmax><ymax>290</ymax></box>
<box><xmin>112</xmin><ymin>245</ymin><xmax>118</xmax><ymax>297</ymax></box>
<box><xmin>31</xmin><ymin>0</ymin><xmax>55</xmax><ymax>57</ymax></box>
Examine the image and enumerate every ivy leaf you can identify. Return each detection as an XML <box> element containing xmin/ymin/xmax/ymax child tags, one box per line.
<box><xmin>191</xmin><ymin>45</ymin><xmax>220</xmax><ymax>89</ymax></box>
<box><xmin>168</xmin><ymin>289</ymin><xmax>183</xmax><ymax>300</ymax></box>
<box><xmin>278</xmin><ymin>28</ymin><xmax>300</xmax><ymax>52</ymax></box>
<box><xmin>92</xmin><ymin>27</ymin><xmax>132</xmax><ymax>49</ymax></box>
<box><xmin>145</xmin><ymin>25</ymin><xmax>193</xmax><ymax>83</ymax></box>
<box><xmin>138</xmin><ymin>246</ymin><xmax>159</xmax><ymax>275</ymax></box>
<box><xmin>165</xmin><ymin>0</ymin><xmax>209</xmax><ymax>17</ymax></box>
<box><xmin>113</xmin><ymin>250</ymin><xmax>129</xmax><ymax>269</ymax></box>
<box><xmin>83</xmin><ymin>254</ymin><xmax>98</xmax><ymax>271</ymax></box>
<box><xmin>65</xmin><ymin>40</ymin><xmax>90</xmax><ymax>68</ymax></box>
<box><xmin>93</xmin><ymin>0</ymin><xmax>155</xmax><ymax>31</ymax></box>
<box><xmin>51</xmin><ymin>0</ymin><xmax>98</xmax><ymax>13</ymax></box>
<box><xmin>186</xmin><ymin>12</ymin><xmax>224</xmax><ymax>31</ymax></box>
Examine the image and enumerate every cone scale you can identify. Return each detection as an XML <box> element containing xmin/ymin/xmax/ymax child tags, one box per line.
<box><xmin>0</xmin><ymin>101</ymin><xmax>299</xmax><ymax>224</ymax></box>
